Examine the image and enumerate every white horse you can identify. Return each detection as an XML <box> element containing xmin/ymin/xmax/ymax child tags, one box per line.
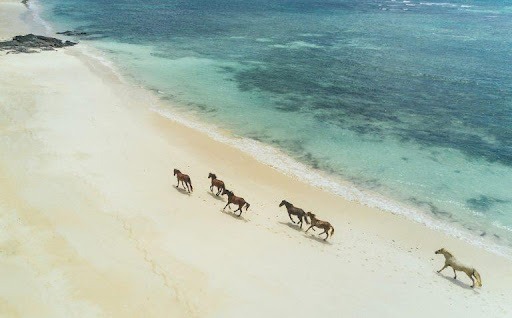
<box><xmin>435</xmin><ymin>248</ymin><xmax>482</xmax><ymax>288</ymax></box>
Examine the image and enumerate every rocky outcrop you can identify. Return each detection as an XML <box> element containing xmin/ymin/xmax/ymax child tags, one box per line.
<box><xmin>0</xmin><ymin>34</ymin><xmax>76</xmax><ymax>54</ymax></box>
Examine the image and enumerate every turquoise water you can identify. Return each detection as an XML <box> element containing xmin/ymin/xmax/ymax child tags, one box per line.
<box><xmin>34</xmin><ymin>0</ymin><xmax>512</xmax><ymax>254</ymax></box>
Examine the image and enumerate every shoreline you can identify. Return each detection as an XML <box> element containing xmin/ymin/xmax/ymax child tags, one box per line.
<box><xmin>1</xmin><ymin>1</ymin><xmax>512</xmax><ymax>317</ymax></box>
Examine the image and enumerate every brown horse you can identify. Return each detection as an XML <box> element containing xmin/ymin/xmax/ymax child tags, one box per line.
<box><xmin>305</xmin><ymin>212</ymin><xmax>334</xmax><ymax>241</ymax></box>
<box><xmin>222</xmin><ymin>189</ymin><xmax>250</xmax><ymax>216</ymax></box>
<box><xmin>208</xmin><ymin>173</ymin><xmax>225</xmax><ymax>196</ymax></box>
<box><xmin>173</xmin><ymin>169</ymin><xmax>193</xmax><ymax>193</ymax></box>
<box><xmin>279</xmin><ymin>200</ymin><xmax>307</xmax><ymax>229</ymax></box>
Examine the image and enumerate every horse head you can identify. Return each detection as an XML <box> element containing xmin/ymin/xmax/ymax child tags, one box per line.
<box><xmin>435</xmin><ymin>248</ymin><xmax>450</xmax><ymax>256</ymax></box>
<box><xmin>173</xmin><ymin>169</ymin><xmax>180</xmax><ymax>176</ymax></box>
<box><xmin>435</xmin><ymin>248</ymin><xmax>453</xmax><ymax>260</ymax></box>
<box><xmin>222</xmin><ymin>189</ymin><xmax>233</xmax><ymax>197</ymax></box>
<box><xmin>306</xmin><ymin>212</ymin><xmax>316</xmax><ymax>220</ymax></box>
<box><xmin>208</xmin><ymin>173</ymin><xmax>216</xmax><ymax>179</ymax></box>
<box><xmin>279</xmin><ymin>200</ymin><xmax>289</xmax><ymax>207</ymax></box>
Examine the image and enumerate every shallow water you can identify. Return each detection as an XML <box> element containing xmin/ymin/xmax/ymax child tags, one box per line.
<box><xmin>35</xmin><ymin>0</ymin><xmax>512</xmax><ymax>254</ymax></box>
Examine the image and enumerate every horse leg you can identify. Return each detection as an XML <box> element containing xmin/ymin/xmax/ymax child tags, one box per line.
<box><xmin>210</xmin><ymin>184</ymin><xmax>213</xmax><ymax>192</ymax></box>
<box><xmin>452</xmin><ymin>267</ymin><xmax>457</xmax><ymax>280</ymax></box>
<box><xmin>466</xmin><ymin>272</ymin><xmax>475</xmax><ymax>288</ymax></box>
<box><xmin>216</xmin><ymin>187</ymin><xmax>222</xmax><ymax>196</ymax></box>
<box><xmin>298</xmin><ymin>218</ymin><xmax>303</xmax><ymax>229</ymax></box>
<box><xmin>437</xmin><ymin>264</ymin><xmax>448</xmax><ymax>273</ymax></box>
<box><xmin>223</xmin><ymin>202</ymin><xmax>230</xmax><ymax>210</ymax></box>
<box><xmin>320</xmin><ymin>229</ymin><xmax>328</xmax><ymax>239</ymax></box>
<box><xmin>176</xmin><ymin>177</ymin><xmax>180</xmax><ymax>188</ymax></box>
<box><xmin>236</xmin><ymin>205</ymin><xmax>243</xmax><ymax>216</ymax></box>
<box><xmin>305</xmin><ymin>225</ymin><xmax>314</xmax><ymax>233</ymax></box>
<box><xmin>288</xmin><ymin>213</ymin><xmax>296</xmax><ymax>224</ymax></box>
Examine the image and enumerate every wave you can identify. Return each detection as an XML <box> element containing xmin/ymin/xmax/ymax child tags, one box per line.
<box><xmin>271</xmin><ymin>41</ymin><xmax>323</xmax><ymax>50</ymax></box>
<box><xmin>419</xmin><ymin>2</ymin><xmax>458</xmax><ymax>7</ymax></box>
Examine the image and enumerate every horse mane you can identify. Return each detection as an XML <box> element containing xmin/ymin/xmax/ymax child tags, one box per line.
<box><xmin>210</xmin><ymin>173</ymin><xmax>217</xmax><ymax>179</ymax></box>
<box><xmin>443</xmin><ymin>249</ymin><xmax>453</xmax><ymax>258</ymax></box>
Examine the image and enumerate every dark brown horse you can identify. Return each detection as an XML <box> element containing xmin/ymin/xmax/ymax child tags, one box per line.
<box><xmin>222</xmin><ymin>189</ymin><xmax>250</xmax><ymax>216</ymax></box>
<box><xmin>173</xmin><ymin>169</ymin><xmax>193</xmax><ymax>193</ymax></box>
<box><xmin>279</xmin><ymin>200</ymin><xmax>307</xmax><ymax>228</ymax></box>
<box><xmin>208</xmin><ymin>173</ymin><xmax>225</xmax><ymax>196</ymax></box>
<box><xmin>305</xmin><ymin>212</ymin><xmax>334</xmax><ymax>241</ymax></box>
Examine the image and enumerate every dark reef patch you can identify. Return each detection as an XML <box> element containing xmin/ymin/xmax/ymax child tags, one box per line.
<box><xmin>57</xmin><ymin>30</ymin><xmax>89</xmax><ymax>37</ymax></box>
<box><xmin>408</xmin><ymin>197</ymin><xmax>452</xmax><ymax>219</ymax></box>
<box><xmin>466</xmin><ymin>195</ymin><xmax>509</xmax><ymax>213</ymax></box>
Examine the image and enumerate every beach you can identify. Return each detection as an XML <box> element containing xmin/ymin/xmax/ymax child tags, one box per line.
<box><xmin>1</xmin><ymin>1</ymin><xmax>511</xmax><ymax>317</ymax></box>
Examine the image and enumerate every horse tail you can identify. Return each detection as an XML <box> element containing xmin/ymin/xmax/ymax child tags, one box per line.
<box><xmin>187</xmin><ymin>177</ymin><xmax>193</xmax><ymax>191</ymax></box>
<box><xmin>473</xmin><ymin>269</ymin><xmax>482</xmax><ymax>287</ymax></box>
<box><xmin>330</xmin><ymin>225</ymin><xmax>334</xmax><ymax>237</ymax></box>
<box><xmin>245</xmin><ymin>202</ymin><xmax>250</xmax><ymax>211</ymax></box>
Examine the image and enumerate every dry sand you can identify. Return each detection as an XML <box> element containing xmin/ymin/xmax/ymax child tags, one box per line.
<box><xmin>1</xmin><ymin>1</ymin><xmax>511</xmax><ymax>317</ymax></box>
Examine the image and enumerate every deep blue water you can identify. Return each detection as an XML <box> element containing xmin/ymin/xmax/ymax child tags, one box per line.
<box><xmin>35</xmin><ymin>0</ymin><xmax>512</xmax><ymax>253</ymax></box>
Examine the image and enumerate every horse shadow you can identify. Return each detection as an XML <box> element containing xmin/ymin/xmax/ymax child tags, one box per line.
<box><xmin>278</xmin><ymin>221</ymin><xmax>304</xmax><ymax>232</ymax></box>
<box><xmin>219</xmin><ymin>209</ymin><xmax>249</xmax><ymax>222</ymax></box>
<box><xmin>304</xmin><ymin>233</ymin><xmax>333</xmax><ymax>245</ymax></box>
<box><xmin>207</xmin><ymin>191</ymin><xmax>225</xmax><ymax>201</ymax></box>
<box><xmin>436</xmin><ymin>272</ymin><xmax>479</xmax><ymax>292</ymax></box>
<box><xmin>174</xmin><ymin>186</ymin><xmax>191</xmax><ymax>196</ymax></box>
<box><xmin>278</xmin><ymin>221</ymin><xmax>332</xmax><ymax>244</ymax></box>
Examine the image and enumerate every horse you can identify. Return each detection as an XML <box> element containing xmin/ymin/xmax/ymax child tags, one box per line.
<box><xmin>221</xmin><ymin>189</ymin><xmax>250</xmax><ymax>216</ymax></box>
<box><xmin>435</xmin><ymin>248</ymin><xmax>482</xmax><ymax>288</ymax></box>
<box><xmin>305</xmin><ymin>212</ymin><xmax>334</xmax><ymax>241</ymax></box>
<box><xmin>279</xmin><ymin>200</ymin><xmax>307</xmax><ymax>229</ymax></box>
<box><xmin>208</xmin><ymin>173</ymin><xmax>225</xmax><ymax>196</ymax></box>
<box><xmin>173</xmin><ymin>169</ymin><xmax>193</xmax><ymax>193</ymax></box>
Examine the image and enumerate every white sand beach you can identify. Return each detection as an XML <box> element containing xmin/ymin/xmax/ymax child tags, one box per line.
<box><xmin>0</xmin><ymin>1</ymin><xmax>511</xmax><ymax>317</ymax></box>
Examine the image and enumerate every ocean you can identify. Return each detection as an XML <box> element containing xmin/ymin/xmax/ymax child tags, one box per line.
<box><xmin>30</xmin><ymin>0</ymin><xmax>512</xmax><ymax>255</ymax></box>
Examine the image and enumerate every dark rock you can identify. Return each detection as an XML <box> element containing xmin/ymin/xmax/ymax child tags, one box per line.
<box><xmin>0</xmin><ymin>34</ymin><xmax>77</xmax><ymax>54</ymax></box>
<box><xmin>57</xmin><ymin>30</ymin><xmax>89</xmax><ymax>36</ymax></box>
